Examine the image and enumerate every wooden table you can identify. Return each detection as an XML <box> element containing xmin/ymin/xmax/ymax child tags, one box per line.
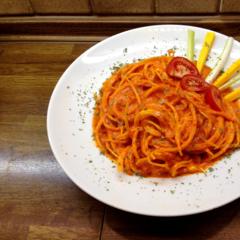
<box><xmin>1</xmin><ymin>41</ymin><xmax>240</xmax><ymax>240</ymax></box>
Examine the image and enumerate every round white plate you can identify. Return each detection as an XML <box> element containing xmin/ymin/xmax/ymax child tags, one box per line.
<box><xmin>47</xmin><ymin>25</ymin><xmax>240</xmax><ymax>216</ymax></box>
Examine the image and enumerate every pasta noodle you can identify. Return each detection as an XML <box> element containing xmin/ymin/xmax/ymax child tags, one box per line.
<box><xmin>93</xmin><ymin>56</ymin><xmax>240</xmax><ymax>177</ymax></box>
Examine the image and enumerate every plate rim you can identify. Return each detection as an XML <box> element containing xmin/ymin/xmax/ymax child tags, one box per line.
<box><xmin>47</xmin><ymin>24</ymin><xmax>240</xmax><ymax>217</ymax></box>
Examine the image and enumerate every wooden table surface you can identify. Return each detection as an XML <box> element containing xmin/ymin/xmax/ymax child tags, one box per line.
<box><xmin>1</xmin><ymin>41</ymin><xmax>240</xmax><ymax>240</ymax></box>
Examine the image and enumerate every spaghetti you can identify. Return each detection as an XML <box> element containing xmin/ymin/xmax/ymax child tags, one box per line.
<box><xmin>93</xmin><ymin>56</ymin><xmax>240</xmax><ymax>177</ymax></box>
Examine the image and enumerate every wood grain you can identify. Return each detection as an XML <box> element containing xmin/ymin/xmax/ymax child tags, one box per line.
<box><xmin>156</xmin><ymin>0</ymin><xmax>219</xmax><ymax>14</ymax></box>
<box><xmin>91</xmin><ymin>0</ymin><xmax>154</xmax><ymax>15</ymax></box>
<box><xmin>30</xmin><ymin>0</ymin><xmax>91</xmax><ymax>14</ymax></box>
<box><xmin>0</xmin><ymin>35</ymin><xmax>107</xmax><ymax>42</ymax></box>
<box><xmin>102</xmin><ymin>202</ymin><xmax>240</xmax><ymax>240</ymax></box>
<box><xmin>0</xmin><ymin>0</ymin><xmax>33</xmax><ymax>16</ymax></box>
<box><xmin>27</xmin><ymin>225</ymin><xmax>97</xmax><ymax>240</ymax></box>
<box><xmin>220</xmin><ymin>0</ymin><xmax>240</xmax><ymax>13</ymax></box>
<box><xmin>2</xmin><ymin>15</ymin><xmax>240</xmax><ymax>42</ymax></box>
<box><xmin>0</xmin><ymin>42</ymin><xmax>104</xmax><ymax>240</ymax></box>
<box><xmin>1</xmin><ymin>34</ymin><xmax>240</xmax><ymax>239</ymax></box>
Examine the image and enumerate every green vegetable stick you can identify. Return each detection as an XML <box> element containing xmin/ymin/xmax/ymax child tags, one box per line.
<box><xmin>187</xmin><ymin>30</ymin><xmax>195</xmax><ymax>61</ymax></box>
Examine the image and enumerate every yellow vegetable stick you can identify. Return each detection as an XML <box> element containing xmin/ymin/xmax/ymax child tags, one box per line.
<box><xmin>197</xmin><ymin>32</ymin><xmax>215</xmax><ymax>73</ymax></box>
<box><xmin>214</xmin><ymin>59</ymin><xmax>240</xmax><ymax>87</ymax></box>
<box><xmin>224</xmin><ymin>88</ymin><xmax>240</xmax><ymax>102</ymax></box>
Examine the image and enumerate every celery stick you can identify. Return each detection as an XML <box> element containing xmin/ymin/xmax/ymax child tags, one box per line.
<box><xmin>206</xmin><ymin>37</ymin><xmax>233</xmax><ymax>83</ymax></box>
<box><xmin>187</xmin><ymin>30</ymin><xmax>195</xmax><ymax>61</ymax></box>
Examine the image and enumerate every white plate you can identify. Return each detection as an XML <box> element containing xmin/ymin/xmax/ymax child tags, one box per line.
<box><xmin>47</xmin><ymin>25</ymin><xmax>240</xmax><ymax>216</ymax></box>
